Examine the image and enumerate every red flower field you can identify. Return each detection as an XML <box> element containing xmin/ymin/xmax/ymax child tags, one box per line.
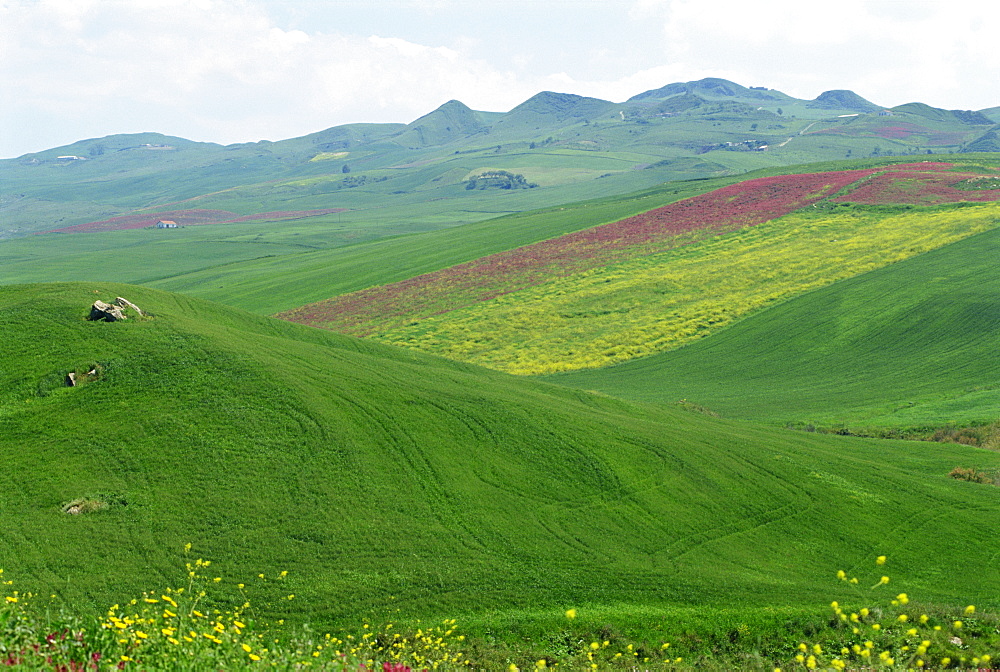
<box><xmin>834</xmin><ymin>162</ymin><xmax>1000</xmax><ymax>206</ymax></box>
<box><xmin>279</xmin><ymin>168</ymin><xmax>879</xmax><ymax>335</ymax></box>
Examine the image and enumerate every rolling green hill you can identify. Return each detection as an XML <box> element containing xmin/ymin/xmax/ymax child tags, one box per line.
<box><xmin>4</xmin><ymin>85</ymin><xmax>1000</xmax><ymax>668</ymax></box>
<box><xmin>3</xmin><ymin>281</ymin><xmax>999</xmax><ymax>642</ymax></box>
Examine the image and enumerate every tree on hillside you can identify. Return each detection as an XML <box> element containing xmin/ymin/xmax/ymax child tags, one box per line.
<box><xmin>465</xmin><ymin>170</ymin><xmax>538</xmax><ymax>191</ymax></box>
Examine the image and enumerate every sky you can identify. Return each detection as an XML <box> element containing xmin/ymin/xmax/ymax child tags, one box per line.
<box><xmin>2</xmin><ymin>0</ymin><xmax>999</xmax><ymax>158</ymax></box>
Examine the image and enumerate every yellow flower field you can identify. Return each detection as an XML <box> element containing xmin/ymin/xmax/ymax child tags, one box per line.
<box><xmin>374</xmin><ymin>203</ymin><xmax>1000</xmax><ymax>374</ymax></box>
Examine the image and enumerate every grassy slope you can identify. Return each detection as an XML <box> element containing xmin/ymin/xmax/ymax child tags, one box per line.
<box><xmin>342</xmin><ymin>196</ymin><xmax>999</xmax><ymax>376</ymax></box>
<box><xmin>547</xmin><ymin>225</ymin><xmax>1000</xmax><ymax>429</ymax></box>
<box><xmin>0</xmin><ymin>163</ymin><xmax>688</xmax><ymax>290</ymax></box>
<box><xmin>3</xmin><ymin>283</ymin><xmax>1000</xmax><ymax>634</ymax></box>
<box><xmin>5</xmin><ymin>156</ymin><xmax>995</xmax><ymax>317</ymax></box>
<box><xmin>144</xmin><ymin>175</ymin><xmax>745</xmax><ymax>313</ymax></box>
<box><xmin>143</xmin><ymin>156</ymin><xmax>996</xmax><ymax>314</ymax></box>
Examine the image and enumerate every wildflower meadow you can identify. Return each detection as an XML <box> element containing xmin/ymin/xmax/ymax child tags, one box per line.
<box><xmin>3</xmin><ymin>552</ymin><xmax>998</xmax><ymax>670</ymax></box>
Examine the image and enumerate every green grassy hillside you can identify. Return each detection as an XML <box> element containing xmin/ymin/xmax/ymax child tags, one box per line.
<box><xmin>2</xmin><ymin>282</ymin><xmax>1000</xmax><ymax>640</ymax></box>
<box><xmin>7</xmin><ymin>155</ymin><xmax>989</xmax><ymax>320</ymax></box>
<box><xmin>548</xmin><ymin>225</ymin><xmax>1000</xmax><ymax>431</ymax></box>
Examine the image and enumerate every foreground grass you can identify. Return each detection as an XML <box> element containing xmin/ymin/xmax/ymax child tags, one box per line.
<box><xmin>2</xmin><ymin>554</ymin><xmax>997</xmax><ymax>670</ymax></box>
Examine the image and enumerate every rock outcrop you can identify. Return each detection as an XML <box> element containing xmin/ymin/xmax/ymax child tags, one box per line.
<box><xmin>115</xmin><ymin>297</ymin><xmax>143</xmax><ymax>316</ymax></box>
<box><xmin>87</xmin><ymin>297</ymin><xmax>143</xmax><ymax>321</ymax></box>
<box><xmin>88</xmin><ymin>300</ymin><xmax>126</xmax><ymax>322</ymax></box>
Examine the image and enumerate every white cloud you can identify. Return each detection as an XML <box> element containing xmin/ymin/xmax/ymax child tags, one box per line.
<box><xmin>0</xmin><ymin>0</ymin><xmax>538</xmax><ymax>156</ymax></box>
<box><xmin>1</xmin><ymin>0</ymin><xmax>998</xmax><ymax>157</ymax></box>
<box><xmin>638</xmin><ymin>0</ymin><xmax>1000</xmax><ymax>109</ymax></box>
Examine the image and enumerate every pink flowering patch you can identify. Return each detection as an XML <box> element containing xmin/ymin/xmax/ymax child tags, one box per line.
<box><xmin>874</xmin><ymin>124</ymin><xmax>922</xmax><ymax>140</ymax></box>
<box><xmin>835</xmin><ymin>163</ymin><xmax>1000</xmax><ymax>206</ymax></box>
<box><xmin>279</xmin><ymin>169</ymin><xmax>878</xmax><ymax>335</ymax></box>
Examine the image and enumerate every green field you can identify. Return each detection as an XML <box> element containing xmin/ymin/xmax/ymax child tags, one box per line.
<box><xmin>267</xmin><ymin>160</ymin><xmax>1000</xmax><ymax>379</ymax></box>
<box><xmin>2</xmin><ymin>283</ymin><xmax>999</xmax><ymax>668</ymax></box>
<box><xmin>354</xmin><ymin>201</ymin><xmax>999</xmax><ymax>375</ymax></box>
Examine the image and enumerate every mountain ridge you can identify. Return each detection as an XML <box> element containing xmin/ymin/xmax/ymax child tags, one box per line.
<box><xmin>9</xmin><ymin>78</ymin><xmax>996</xmax><ymax>161</ymax></box>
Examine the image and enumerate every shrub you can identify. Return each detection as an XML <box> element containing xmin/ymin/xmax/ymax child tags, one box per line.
<box><xmin>948</xmin><ymin>466</ymin><xmax>996</xmax><ymax>485</ymax></box>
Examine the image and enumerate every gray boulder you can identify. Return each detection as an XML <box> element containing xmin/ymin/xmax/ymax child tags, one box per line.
<box><xmin>89</xmin><ymin>300</ymin><xmax>126</xmax><ymax>322</ymax></box>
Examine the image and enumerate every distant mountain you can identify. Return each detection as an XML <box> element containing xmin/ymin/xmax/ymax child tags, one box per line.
<box><xmin>490</xmin><ymin>91</ymin><xmax>616</xmax><ymax>137</ymax></box>
<box><xmin>294</xmin><ymin>122</ymin><xmax>407</xmax><ymax>154</ymax></box>
<box><xmin>891</xmin><ymin>102</ymin><xmax>994</xmax><ymax>126</ymax></box>
<box><xmin>807</xmin><ymin>89</ymin><xmax>881</xmax><ymax>113</ymax></box>
<box><xmin>963</xmin><ymin>126</ymin><xmax>1000</xmax><ymax>152</ymax></box>
<box><xmin>10</xmin><ymin>132</ymin><xmax>220</xmax><ymax>163</ymax></box>
<box><xmin>2</xmin><ymin>77</ymin><xmax>995</xmax><ymax>241</ymax></box>
<box><xmin>394</xmin><ymin>100</ymin><xmax>488</xmax><ymax>148</ymax></box>
<box><xmin>627</xmin><ymin>77</ymin><xmax>791</xmax><ymax>103</ymax></box>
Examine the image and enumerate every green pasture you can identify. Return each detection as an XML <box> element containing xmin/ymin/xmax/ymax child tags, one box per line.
<box><xmin>1</xmin><ymin>283</ymin><xmax>999</xmax><ymax>643</ymax></box>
